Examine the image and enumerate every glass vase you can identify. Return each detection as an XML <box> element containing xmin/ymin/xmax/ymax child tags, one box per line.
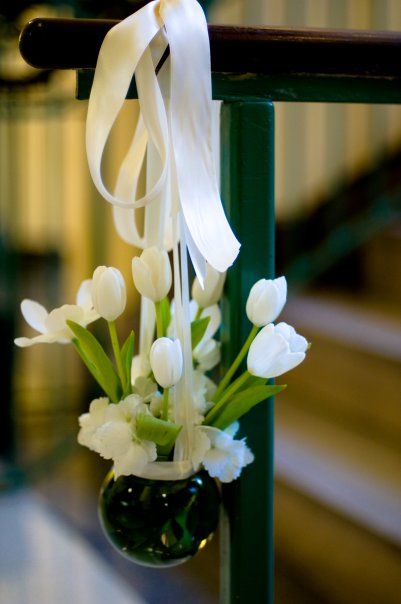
<box><xmin>98</xmin><ymin>469</ymin><xmax>221</xmax><ymax>567</ymax></box>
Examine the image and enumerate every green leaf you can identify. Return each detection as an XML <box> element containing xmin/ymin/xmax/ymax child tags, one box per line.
<box><xmin>121</xmin><ymin>330</ymin><xmax>135</xmax><ymax>396</ymax></box>
<box><xmin>136</xmin><ymin>413</ymin><xmax>182</xmax><ymax>447</ymax></box>
<box><xmin>159</xmin><ymin>297</ymin><xmax>171</xmax><ymax>335</ymax></box>
<box><xmin>191</xmin><ymin>316</ymin><xmax>211</xmax><ymax>349</ymax></box>
<box><xmin>67</xmin><ymin>320</ymin><xmax>121</xmax><ymax>403</ymax></box>
<box><xmin>209</xmin><ymin>384</ymin><xmax>286</xmax><ymax>430</ymax></box>
<box><xmin>236</xmin><ymin>373</ymin><xmax>267</xmax><ymax>392</ymax></box>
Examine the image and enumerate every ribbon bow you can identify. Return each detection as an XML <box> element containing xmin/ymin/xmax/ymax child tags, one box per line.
<box><xmin>86</xmin><ymin>0</ymin><xmax>240</xmax><ymax>281</ymax></box>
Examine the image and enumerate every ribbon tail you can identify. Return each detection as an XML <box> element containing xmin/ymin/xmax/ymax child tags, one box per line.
<box><xmin>113</xmin><ymin>110</ymin><xmax>148</xmax><ymax>246</ymax></box>
<box><xmin>161</xmin><ymin>0</ymin><xmax>241</xmax><ymax>274</ymax></box>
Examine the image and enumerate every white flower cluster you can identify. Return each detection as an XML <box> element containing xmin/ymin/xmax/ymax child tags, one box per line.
<box><xmin>246</xmin><ymin>277</ymin><xmax>308</xmax><ymax>377</ymax></box>
<box><xmin>78</xmin><ymin>393</ymin><xmax>253</xmax><ymax>482</ymax></box>
<box><xmin>191</xmin><ymin>423</ymin><xmax>254</xmax><ymax>483</ymax></box>
<box><xmin>15</xmin><ymin>245</ymin><xmax>308</xmax><ymax>484</ymax></box>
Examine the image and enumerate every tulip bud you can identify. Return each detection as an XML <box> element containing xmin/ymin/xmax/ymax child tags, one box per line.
<box><xmin>91</xmin><ymin>266</ymin><xmax>126</xmax><ymax>322</ymax></box>
<box><xmin>192</xmin><ymin>264</ymin><xmax>226</xmax><ymax>308</ymax></box>
<box><xmin>149</xmin><ymin>337</ymin><xmax>183</xmax><ymax>389</ymax></box>
<box><xmin>131</xmin><ymin>354</ymin><xmax>151</xmax><ymax>384</ymax></box>
<box><xmin>247</xmin><ymin>322</ymin><xmax>307</xmax><ymax>379</ymax></box>
<box><xmin>246</xmin><ymin>276</ymin><xmax>287</xmax><ymax>327</ymax></box>
<box><xmin>132</xmin><ymin>247</ymin><xmax>172</xmax><ymax>302</ymax></box>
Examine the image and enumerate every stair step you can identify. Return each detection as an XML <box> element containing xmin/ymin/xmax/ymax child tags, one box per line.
<box><xmin>275</xmin><ymin>402</ymin><xmax>401</xmax><ymax>604</ymax></box>
<box><xmin>281</xmin><ymin>293</ymin><xmax>401</xmax><ymax>449</ymax></box>
<box><xmin>275</xmin><ymin>478</ymin><xmax>401</xmax><ymax>604</ymax></box>
<box><xmin>283</xmin><ymin>292</ymin><xmax>401</xmax><ymax>362</ymax></box>
<box><xmin>276</xmin><ymin>402</ymin><xmax>401</xmax><ymax>546</ymax></box>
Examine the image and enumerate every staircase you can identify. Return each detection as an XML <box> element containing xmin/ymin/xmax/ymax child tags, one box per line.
<box><xmin>274</xmin><ymin>223</ymin><xmax>401</xmax><ymax>603</ymax></box>
<box><xmin>276</xmin><ymin>147</ymin><xmax>401</xmax><ymax>290</ymax></box>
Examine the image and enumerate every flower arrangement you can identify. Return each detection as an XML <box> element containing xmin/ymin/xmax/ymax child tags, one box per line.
<box><xmin>15</xmin><ymin>251</ymin><xmax>307</xmax><ymax>484</ymax></box>
<box><xmin>15</xmin><ymin>0</ymin><xmax>310</xmax><ymax>566</ymax></box>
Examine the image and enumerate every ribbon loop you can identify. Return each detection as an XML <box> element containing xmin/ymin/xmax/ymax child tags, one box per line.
<box><xmin>86</xmin><ymin>1</ymin><xmax>168</xmax><ymax>211</ymax></box>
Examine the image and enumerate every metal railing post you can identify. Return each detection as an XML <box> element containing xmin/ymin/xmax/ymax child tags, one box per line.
<box><xmin>220</xmin><ymin>101</ymin><xmax>275</xmax><ymax>603</ymax></box>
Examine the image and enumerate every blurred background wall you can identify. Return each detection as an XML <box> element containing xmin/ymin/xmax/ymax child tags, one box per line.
<box><xmin>1</xmin><ymin>1</ymin><xmax>400</xmax><ymax>603</ymax></box>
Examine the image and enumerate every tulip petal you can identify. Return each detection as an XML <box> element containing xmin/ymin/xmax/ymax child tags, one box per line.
<box><xmin>275</xmin><ymin>322</ymin><xmax>308</xmax><ymax>353</ymax></box>
<box><xmin>269</xmin><ymin>351</ymin><xmax>306</xmax><ymax>378</ymax></box>
<box><xmin>76</xmin><ymin>279</ymin><xmax>93</xmax><ymax>310</ymax></box>
<box><xmin>275</xmin><ymin>276</ymin><xmax>287</xmax><ymax>307</ymax></box>
<box><xmin>290</xmin><ymin>334</ymin><xmax>308</xmax><ymax>353</ymax></box>
<box><xmin>82</xmin><ymin>308</ymin><xmax>101</xmax><ymax>325</ymax></box>
<box><xmin>14</xmin><ymin>333</ymin><xmax>66</xmax><ymax>347</ymax></box>
<box><xmin>132</xmin><ymin>256</ymin><xmax>157</xmax><ymax>300</ymax></box>
<box><xmin>46</xmin><ymin>305</ymin><xmax>84</xmax><ymax>336</ymax></box>
<box><xmin>20</xmin><ymin>299</ymin><xmax>48</xmax><ymax>333</ymax></box>
<box><xmin>99</xmin><ymin>269</ymin><xmax>126</xmax><ymax>321</ymax></box>
<box><xmin>247</xmin><ymin>325</ymin><xmax>289</xmax><ymax>378</ymax></box>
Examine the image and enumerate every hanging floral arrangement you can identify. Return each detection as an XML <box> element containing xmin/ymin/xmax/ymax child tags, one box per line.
<box><xmin>15</xmin><ymin>0</ymin><xmax>308</xmax><ymax>567</ymax></box>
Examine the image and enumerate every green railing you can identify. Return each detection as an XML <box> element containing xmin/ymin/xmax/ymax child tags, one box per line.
<box><xmin>19</xmin><ymin>15</ymin><xmax>401</xmax><ymax>604</ymax></box>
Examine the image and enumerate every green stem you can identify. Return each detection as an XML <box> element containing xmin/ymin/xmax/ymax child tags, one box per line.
<box><xmin>108</xmin><ymin>320</ymin><xmax>127</xmax><ymax>394</ymax></box>
<box><xmin>162</xmin><ymin>388</ymin><xmax>170</xmax><ymax>421</ymax></box>
<box><xmin>195</xmin><ymin>306</ymin><xmax>203</xmax><ymax>321</ymax></box>
<box><xmin>204</xmin><ymin>370</ymin><xmax>251</xmax><ymax>425</ymax></box>
<box><xmin>213</xmin><ymin>324</ymin><xmax>259</xmax><ymax>402</ymax></box>
<box><xmin>155</xmin><ymin>301</ymin><xmax>164</xmax><ymax>338</ymax></box>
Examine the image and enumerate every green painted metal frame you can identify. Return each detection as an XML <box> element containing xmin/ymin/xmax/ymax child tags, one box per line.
<box><xmin>220</xmin><ymin>102</ymin><xmax>275</xmax><ymax>603</ymax></box>
<box><xmin>77</xmin><ymin>68</ymin><xmax>401</xmax><ymax>103</ymax></box>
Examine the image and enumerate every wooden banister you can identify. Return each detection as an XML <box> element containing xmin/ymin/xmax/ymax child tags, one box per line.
<box><xmin>20</xmin><ymin>18</ymin><xmax>401</xmax><ymax>78</ymax></box>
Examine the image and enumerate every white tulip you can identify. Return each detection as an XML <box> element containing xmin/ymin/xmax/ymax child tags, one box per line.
<box><xmin>132</xmin><ymin>247</ymin><xmax>172</xmax><ymax>302</ymax></box>
<box><xmin>91</xmin><ymin>266</ymin><xmax>126</xmax><ymax>322</ymax></box>
<box><xmin>131</xmin><ymin>354</ymin><xmax>151</xmax><ymax>384</ymax></box>
<box><xmin>192</xmin><ymin>264</ymin><xmax>226</xmax><ymax>308</ymax></box>
<box><xmin>149</xmin><ymin>337</ymin><xmax>183</xmax><ymax>389</ymax></box>
<box><xmin>14</xmin><ymin>279</ymin><xmax>99</xmax><ymax>347</ymax></box>
<box><xmin>246</xmin><ymin>276</ymin><xmax>287</xmax><ymax>327</ymax></box>
<box><xmin>168</xmin><ymin>300</ymin><xmax>221</xmax><ymax>347</ymax></box>
<box><xmin>247</xmin><ymin>321</ymin><xmax>308</xmax><ymax>378</ymax></box>
<box><xmin>193</xmin><ymin>338</ymin><xmax>221</xmax><ymax>372</ymax></box>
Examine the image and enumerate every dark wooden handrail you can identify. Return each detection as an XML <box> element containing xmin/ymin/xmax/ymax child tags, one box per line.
<box><xmin>20</xmin><ymin>17</ymin><xmax>401</xmax><ymax>79</ymax></box>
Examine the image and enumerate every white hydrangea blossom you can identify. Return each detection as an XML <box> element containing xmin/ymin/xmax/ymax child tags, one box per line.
<box><xmin>78</xmin><ymin>395</ymin><xmax>157</xmax><ymax>478</ymax></box>
<box><xmin>78</xmin><ymin>397</ymin><xmax>109</xmax><ymax>449</ymax></box>
<box><xmin>192</xmin><ymin>425</ymin><xmax>254</xmax><ymax>483</ymax></box>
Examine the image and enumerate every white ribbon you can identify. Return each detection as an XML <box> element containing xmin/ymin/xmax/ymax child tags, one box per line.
<box><xmin>86</xmin><ymin>0</ymin><xmax>240</xmax><ymax>279</ymax></box>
